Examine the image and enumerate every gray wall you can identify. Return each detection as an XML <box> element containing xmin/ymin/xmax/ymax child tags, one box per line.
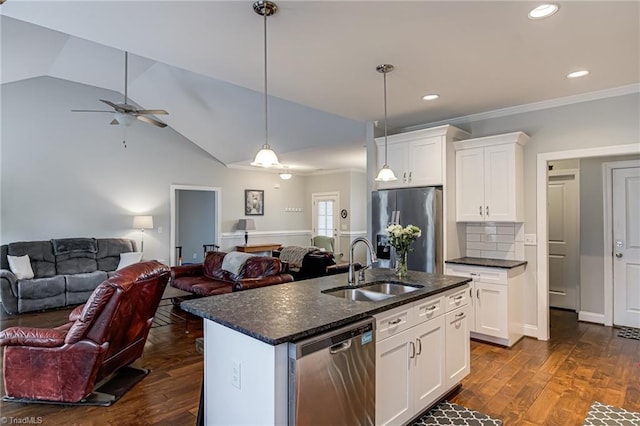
<box><xmin>1</xmin><ymin>76</ymin><xmax>367</xmax><ymax>264</ymax></box>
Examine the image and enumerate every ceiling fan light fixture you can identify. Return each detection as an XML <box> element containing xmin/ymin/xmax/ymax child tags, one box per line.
<box><xmin>375</xmin><ymin>63</ymin><xmax>398</xmax><ymax>183</ymax></box>
<box><xmin>528</xmin><ymin>4</ymin><xmax>559</xmax><ymax>19</ymax></box>
<box><xmin>251</xmin><ymin>0</ymin><xmax>280</xmax><ymax>169</ymax></box>
<box><xmin>251</xmin><ymin>144</ymin><xmax>280</xmax><ymax>168</ymax></box>
<box><xmin>113</xmin><ymin>111</ymin><xmax>135</xmax><ymax>126</ymax></box>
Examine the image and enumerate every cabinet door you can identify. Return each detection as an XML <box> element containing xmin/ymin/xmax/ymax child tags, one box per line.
<box><xmin>445</xmin><ymin>304</ymin><xmax>471</xmax><ymax>389</ymax></box>
<box><xmin>376</xmin><ymin>328</ymin><xmax>412</xmax><ymax>426</ymax></box>
<box><xmin>407</xmin><ymin>137</ymin><xmax>443</xmax><ymax>186</ymax></box>
<box><xmin>456</xmin><ymin>147</ymin><xmax>485</xmax><ymax>221</ymax></box>
<box><xmin>483</xmin><ymin>144</ymin><xmax>516</xmax><ymax>221</ymax></box>
<box><xmin>376</xmin><ymin>141</ymin><xmax>407</xmax><ymax>189</ymax></box>
<box><xmin>475</xmin><ymin>282</ymin><xmax>508</xmax><ymax>338</ymax></box>
<box><xmin>412</xmin><ymin>316</ymin><xmax>446</xmax><ymax>414</ymax></box>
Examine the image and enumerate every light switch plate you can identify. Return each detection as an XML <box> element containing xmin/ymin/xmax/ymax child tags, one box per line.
<box><xmin>524</xmin><ymin>234</ymin><xmax>537</xmax><ymax>245</ymax></box>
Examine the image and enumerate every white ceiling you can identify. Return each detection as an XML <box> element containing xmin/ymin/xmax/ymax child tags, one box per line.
<box><xmin>2</xmin><ymin>1</ymin><xmax>639</xmax><ymax>174</ymax></box>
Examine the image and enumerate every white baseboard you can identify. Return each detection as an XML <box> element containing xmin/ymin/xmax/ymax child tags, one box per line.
<box><xmin>578</xmin><ymin>311</ymin><xmax>605</xmax><ymax>324</ymax></box>
<box><xmin>523</xmin><ymin>323</ymin><xmax>539</xmax><ymax>338</ymax></box>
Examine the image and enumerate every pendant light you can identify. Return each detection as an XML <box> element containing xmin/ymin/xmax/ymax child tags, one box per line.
<box><xmin>375</xmin><ymin>64</ymin><xmax>398</xmax><ymax>182</ymax></box>
<box><xmin>251</xmin><ymin>0</ymin><xmax>280</xmax><ymax>168</ymax></box>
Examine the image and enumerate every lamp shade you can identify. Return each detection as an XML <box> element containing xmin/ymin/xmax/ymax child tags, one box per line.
<box><xmin>237</xmin><ymin>219</ymin><xmax>256</xmax><ymax>231</ymax></box>
<box><xmin>133</xmin><ymin>215</ymin><xmax>154</xmax><ymax>230</ymax></box>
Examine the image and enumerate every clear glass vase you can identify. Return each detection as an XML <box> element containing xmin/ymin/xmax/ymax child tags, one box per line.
<box><xmin>394</xmin><ymin>249</ymin><xmax>408</xmax><ymax>278</ymax></box>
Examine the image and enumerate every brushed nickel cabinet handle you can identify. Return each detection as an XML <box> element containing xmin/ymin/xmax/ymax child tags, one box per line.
<box><xmin>409</xmin><ymin>341</ymin><xmax>415</xmax><ymax>359</ymax></box>
<box><xmin>388</xmin><ymin>318</ymin><xmax>402</xmax><ymax>325</ymax></box>
<box><xmin>416</xmin><ymin>338</ymin><xmax>422</xmax><ymax>355</ymax></box>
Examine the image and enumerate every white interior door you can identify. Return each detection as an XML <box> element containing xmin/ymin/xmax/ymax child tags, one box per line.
<box><xmin>548</xmin><ymin>170</ymin><xmax>580</xmax><ymax>310</ymax></box>
<box><xmin>613</xmin><ymin>167</ymin><xmax>640</xmax><ymax>327</ymax></box>
<box><xmin>311</xmin><ymin>192</ymin><xmax>340</xmax><ymax>251</ymax></box>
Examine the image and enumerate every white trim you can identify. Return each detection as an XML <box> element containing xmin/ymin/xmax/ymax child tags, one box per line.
<box><xmin>340</xmin><ymin>230</ymin><xmax>367</xmax><ymax>237</ymax></box>
<box><xmin>578</xmin><ymin>311</ymin><xmax>605</xmax><ymax>325</ymax></box>
<box><xmin>170</xmin><ymin>184</ymin><xmax>222</xmax><ymax>266</ymax></box>
<box><xmin>537</xmin><ymin>143</ymin><xmax>640</xmax><ymax>341</ymax></box>
<box><xmin>523</xmin><ymin>324</ymin><xmax>538</xmax><ymax>338</ymax></box>
<box><xmin>603</xmin><ymin>160</ymin><xmax>640</xmax><ymax>326</ymax></box>
<box><xmin>401</xmin><ymin>84</ymin><xmax>640</xmax><ymax>132</ymax></box>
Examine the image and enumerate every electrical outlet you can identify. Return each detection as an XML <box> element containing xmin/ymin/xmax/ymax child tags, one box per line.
<box><xmin>524</xmin><ymin>234</ymin><xmax>537</xmax><ymax>245</ymax></box>
<box><xmin>231</xmin><ymin>360</ymin><xmax>241</xmax><ymax>389</ymax></box>
<box><xmin>193</xmin><ymin>253</ymin><xmax>197</xmax><ymax>259</ymax></box>
<box><xmin>157</xmin><ymin>226</ymin><xmax>163</xmax><ymax>234</ymax></box>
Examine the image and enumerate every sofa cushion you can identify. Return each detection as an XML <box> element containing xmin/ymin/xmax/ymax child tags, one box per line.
<box><xmin>18</xmin><ymin>275</ymin><xmax>66</xmax><ymax>300</ymax></box>
<box><xmin>240</xmin><ymin>256</ymin><xmax>285</xmax><ymax>279</ymax></box>
<box><xmin>7</xmin><ymin>255</ymin><xmax>35</xmax><ymax>280</ymax></box>
<box><xmin>203</xmin><ymin>252</ymin><xmax>235</xmax><ymax>281</ymax></box>
<box><xmin>65</xmin><ymin>271</ymin><xmax>108</xmax><ymax>293</ymax></box>
<box><xmin>172</xmin><ymin>275</ymin><xmax>233</xmax><ymax>297</ymax></box>
<box><xmin>6</xmin><ymin>241</ymin><xmax>56</xmax><ymax>278</ymax></box>
<box><xmin>52</xmin><ymin>238</ymin><xmax>98</xmax><ymax>275</ymax></box>
<box><xmin>97</xmin><ymin>239</ymin><xmax>136</xmax><ymax>271</ymax></box>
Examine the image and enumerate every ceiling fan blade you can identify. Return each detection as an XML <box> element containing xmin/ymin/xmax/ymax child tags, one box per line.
<box><xmin>99</xmin><ymin>99</ymin><xmax>119</xmax><ymax>109</ymax></box>
<box><xmin>71</xmin><ymin>109</ymin><xmax>113</xmax><ymax>113</ymax></box>
<box><xmin>136</xmin><ymin>115</ymin><xmax>167</xmax><ymax>128</ymax></box>
<box><xmin>136</xmin><ymin>109</ymin><xmax>169</xmax><ymax>115</ymax></box>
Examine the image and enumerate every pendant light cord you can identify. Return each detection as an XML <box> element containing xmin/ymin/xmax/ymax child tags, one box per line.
<box><xmin>263</xmin><ymin>11</ymin><xmax>269</xmax><ymax>146</ymax></box>
<box><xmin>124</xmin><ymin>52</ymin><xmax>128</xmax><ymax>104</ymax></box>
<box><xmin>383</xmin><ymin>69</ymin><xmax>388</xmax><ymax>165</ymax></box>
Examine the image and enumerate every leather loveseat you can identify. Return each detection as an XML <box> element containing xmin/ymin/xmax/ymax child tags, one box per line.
<box><xmin>0</xmin><ymin>238</ymin><xmax>138</xmax><ymax>315</ymax></box>
<box><xmin>170</xmin><ymin>251</ymin><xmax>293</xmax><ymax>297</ymax></box>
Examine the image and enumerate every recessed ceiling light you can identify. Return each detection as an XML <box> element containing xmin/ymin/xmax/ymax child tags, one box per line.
<box><xmin>567</xmin><ymin>70</ymin><xmax>590</xmax><ymax>79</ymax></box>
<box><xmin>528</xmin><ymin>4</ymin><xmax>559</xmax><ymax>19</ymax></box>
<box><xmin>422</xmin><ymin>94</ymin><xmax>439</xmax><ymax>101</ymax></box>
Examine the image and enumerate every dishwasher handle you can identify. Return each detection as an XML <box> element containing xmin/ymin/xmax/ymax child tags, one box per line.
<box><xmin>330</xmin><ymin>340</ymin><xmax>352</xmax><ymax>354</ymax></box>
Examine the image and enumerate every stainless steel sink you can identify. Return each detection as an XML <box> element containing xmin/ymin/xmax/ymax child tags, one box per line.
<box><xmin>322</xmin><ymin>287</ymin><xmax>394</xmax><ymax>302</ymax></box>
<box><xmin>361</xmin><ymin>281</ymin><xmax>423</xmax><ymax>295</ymax></box>
<box><xmin>322</xmin><ymin>281</ymin><xmax>422</xmax><ymax>302</ymax></box>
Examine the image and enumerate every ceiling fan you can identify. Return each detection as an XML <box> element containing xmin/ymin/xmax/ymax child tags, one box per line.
<box><xmin>72</xmin><ymin>51</ymin><xmax>168</xmax><ymax>128</ymax></box>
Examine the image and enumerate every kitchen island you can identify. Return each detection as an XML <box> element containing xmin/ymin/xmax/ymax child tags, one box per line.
<box><xmin>182</xmin><ymin>268</ymin><xmax>471</xmax><ymax>425</ymax></box>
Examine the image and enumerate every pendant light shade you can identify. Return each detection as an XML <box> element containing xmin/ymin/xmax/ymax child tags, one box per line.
<box><xmin>251</xmin><ymin>1</ymin><xmax>280</xmax><ymax>168</ymax></box>
<box><xmin>375</xmin><ymin>64</ymin><xmax>398</xmax><ymax>182</ymax></box>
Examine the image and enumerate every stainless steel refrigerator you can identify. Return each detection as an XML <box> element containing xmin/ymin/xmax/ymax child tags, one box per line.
<box><xmin>372</xmin><ymin>186</ymin><xmax>443</xmax><ymax>274</ymax></box>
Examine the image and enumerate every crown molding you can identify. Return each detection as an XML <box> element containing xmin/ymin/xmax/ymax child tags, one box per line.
<box><xmin>401</xmin><ymin>84</ymin><xmax>640</xmax><ymax>132</ymax></box>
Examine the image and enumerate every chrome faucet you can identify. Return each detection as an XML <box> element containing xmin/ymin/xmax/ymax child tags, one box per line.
<box><xmin>348</xmin><ymin>237</ymin><xmax>377</xmax><ymax>286</ymax></box>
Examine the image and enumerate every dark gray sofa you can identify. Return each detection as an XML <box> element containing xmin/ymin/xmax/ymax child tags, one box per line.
<box><xmin>0</xmin><ymin>238</ymin><xmax>137</xmax><ymax>314</ymax></box>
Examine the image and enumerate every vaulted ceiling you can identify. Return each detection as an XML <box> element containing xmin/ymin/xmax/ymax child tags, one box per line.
<box><xmin>2</xmin><ymin>1</ymin><xmax>638</xmax><ymax>173</ymax></box>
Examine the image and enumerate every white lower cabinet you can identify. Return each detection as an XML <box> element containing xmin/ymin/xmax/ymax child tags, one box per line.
<box><xmin>375</xmin><ymin>285</ymin><xmax>469</xmax><ymax>426</ymax></box>
<box><xmin>445</xmin><ymin>263</ymin><xmax>525</xmax><ymax>347</ymax></box>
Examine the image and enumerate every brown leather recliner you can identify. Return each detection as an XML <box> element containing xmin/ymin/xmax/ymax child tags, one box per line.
<box><xmin>0</xmin><ymin>261</ymin><xmax>170</xmax><ymax>403</ymax></box>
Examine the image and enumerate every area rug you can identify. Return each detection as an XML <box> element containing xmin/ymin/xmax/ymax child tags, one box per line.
<box><xmin>1</xmin><ymin>366</ymin><xmax>148</xmax><ymax>406</ymax></box>
<box><xmin>583</xmin><ymin>401</ymin><xmax>640</xmax><ymax>425</ymax></box>
<box><xmin>151</xmin><ymin>302</ymin><xmax>180</xmax><ymax>328</ymax></box>
<box><xmin>412</xmin><ymin>401</ymin><xmax>502</xmax><ymax>425</ymax></box>
<box><xmin>617</xmin><ymin>327</ymin><xmax>640</xmax><ymax>340</ymax></box>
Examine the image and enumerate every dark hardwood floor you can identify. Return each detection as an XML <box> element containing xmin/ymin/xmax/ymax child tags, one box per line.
<box><xmin>1</xmin><ymin>307</ymin><xmax>638</xmax><ymax>425</ymax></box>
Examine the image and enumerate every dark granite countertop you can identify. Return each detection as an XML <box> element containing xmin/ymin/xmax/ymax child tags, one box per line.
<box><xmin>445</xmin><ymin>257</ymin><xmax>527</xmax><ymax>269</ymax></box>
<box><xmin>181</xmin><ymin>268</ymin><xmax>471</xmax><ymax>346</ymax></box>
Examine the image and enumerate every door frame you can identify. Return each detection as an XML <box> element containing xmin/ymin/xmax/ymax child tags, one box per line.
<box><xmin>547</xmin><ymin>168</ymin><xmax>580</xmax><ymax>311</ymax></box>
<box><xmin>311</xmin><ymin>191</ymin><xmax>340</xmax><ymax>249</ymax></box>
<box><xmin>536</xmin><ymin>143</ymin><xmax>640</xmax><ymax>340</ymax></box>
<box><xmin>603</xmin><ymin>160</ymin><xmax>640</xmax><ymax>326</ymax></box>
<box><xmin>170</xmin><ymin>184</ymin><xmax>222</xmax><ymax>266</ymax></box>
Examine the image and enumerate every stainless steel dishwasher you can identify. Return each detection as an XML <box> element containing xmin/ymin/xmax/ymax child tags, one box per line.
<box><xmin>289</xmin><ymin>317</ymin><xmax>376</xmax><ymax>425</ymax></box>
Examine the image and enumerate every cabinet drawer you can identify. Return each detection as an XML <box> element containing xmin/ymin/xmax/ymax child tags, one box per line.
<box><xmin>445</xmin><ymin>264</ymin><xmax>507</xmax><ymax>285</ymax></box>
<box><xmin>414</xmin><ymin>296</ymin><xmax>443</xmax><ymax>324</ymax></box>
<box><xmin>375</xmin><ymin>304</ymin><xmax>413</xmax><ymax>340</ymax></box>
<box><xmin>444</xmin><ymin>286</ymin><xmax>469</xmax><ymax>313</ymax></box>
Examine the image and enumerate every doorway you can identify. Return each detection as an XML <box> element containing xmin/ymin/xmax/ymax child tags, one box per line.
<box><xmin>311</xmin><ymin>192</ymin><xmax>340</xmax><ymax>251</ymax></box>
<box><xmin>170</xmin><ymin>185</ymin><xmax>221</xmax><ymax>266</ymax></box>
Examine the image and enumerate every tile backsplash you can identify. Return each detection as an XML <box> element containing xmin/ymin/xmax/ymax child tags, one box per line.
<box><xmin>465</xmin><ymin>223</ymin><xmax>525</xmax><ymax>260</ymax></box>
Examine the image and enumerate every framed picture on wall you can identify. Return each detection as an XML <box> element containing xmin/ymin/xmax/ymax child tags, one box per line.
<box><xmin>244</xmin><ymin>189</ymin><xmax>264</xmax><ymax>216</ymax></box>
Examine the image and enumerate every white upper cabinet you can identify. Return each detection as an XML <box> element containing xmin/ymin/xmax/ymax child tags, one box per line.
<box><xmin>375</xmin><ymin>125</ymin><xmax>469</xmax><ymax>189</ymax></box>
<box><xmin>454</xmin><ymin>132</ymin><xmax>529</xmax><ymax>222</ymax></box>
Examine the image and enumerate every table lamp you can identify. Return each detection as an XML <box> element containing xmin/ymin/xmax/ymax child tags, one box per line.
<box><xmin>237</xmin><ymin>219</ymin><xmax>256</xmax><ymax>246</ymax></box>
<box><xmin>133</xmin><ymin>215</ymin><xmax>154</xmax><ymax>252</ymax></box>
